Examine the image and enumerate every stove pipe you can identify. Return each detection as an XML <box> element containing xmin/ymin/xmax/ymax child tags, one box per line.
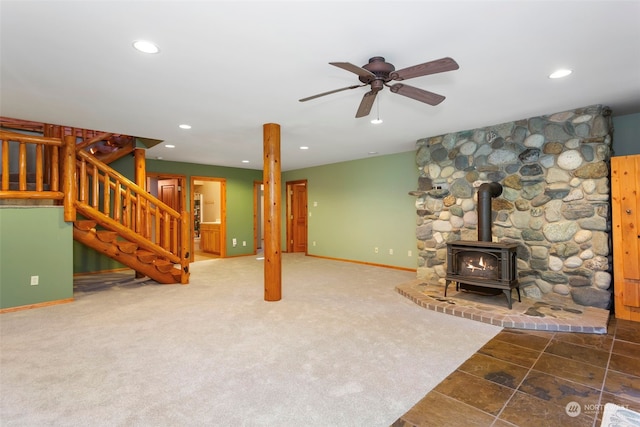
<box><xmin>477</xmin><ymin>182</ymin><xmax>503</xmax><ymax>242</ymax></box>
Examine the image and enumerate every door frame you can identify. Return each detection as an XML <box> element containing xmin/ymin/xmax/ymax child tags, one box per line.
<box><xmin>286</xmin><ymin>179</ymin><xmax>308</xmax><ymax>254</ymax></box>
<box><xmin>190</xmin><ymin>176</ymin><xmax>227</xmax><ymax>261</ymax></box>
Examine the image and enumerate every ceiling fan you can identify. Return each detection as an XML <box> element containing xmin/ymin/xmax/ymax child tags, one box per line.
<box><xmin>299</xmin><ymin>56</ymin><xmax>459</xmax><ymax>118</ymax></box>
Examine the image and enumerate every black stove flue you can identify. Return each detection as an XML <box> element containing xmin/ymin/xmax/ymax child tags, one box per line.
<box><xmin>444</xmin><ymin>182</ymin><xmax>521</xmax><ymax>309</ymax></box>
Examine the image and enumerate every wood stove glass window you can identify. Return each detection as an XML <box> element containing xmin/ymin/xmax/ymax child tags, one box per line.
<box><xmin>456</xmin><ymin>250</ymin><xmax>501</xmax><ymax>280</ymax></box>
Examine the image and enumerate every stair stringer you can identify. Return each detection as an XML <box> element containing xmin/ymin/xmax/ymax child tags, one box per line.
<box><xmin>73</xmin><ymin>226</ymin><xmax>181</xmax><ymax>284</ymax></box>
<box><xmin>73</xmin><ymin>203</ymin><xmax>188</xmax><ymax>284</ymax></box>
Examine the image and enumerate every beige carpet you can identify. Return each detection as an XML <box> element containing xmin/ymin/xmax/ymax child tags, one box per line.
<box><xmin>1</xmin><ymin>254</ymin><xmax>501</xmax><ymax>426</ymax></box>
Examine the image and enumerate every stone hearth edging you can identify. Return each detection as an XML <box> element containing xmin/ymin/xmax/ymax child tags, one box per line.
<box><xmin>396</xmin><ymin>281</ymin><xmax>609</xmax><ymax>334</ymax></box>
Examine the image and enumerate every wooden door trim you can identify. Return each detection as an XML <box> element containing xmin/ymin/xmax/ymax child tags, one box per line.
<box><xmin>190</xmin><ymin>176</ymin><xmax>227</xmax><ymax>261</ymax></box>
<box><xmin>286</xmin><ymin>179</ymin><xmax>308</xmax><ymax>254</ymax></box>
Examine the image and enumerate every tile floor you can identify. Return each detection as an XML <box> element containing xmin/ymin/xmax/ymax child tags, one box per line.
<box><xmin>391</xmin><ymin>316</ymin><xmax>640</xmax><ymax>427</ymax></box>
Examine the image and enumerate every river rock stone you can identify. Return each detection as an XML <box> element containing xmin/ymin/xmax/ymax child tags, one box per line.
<box><xmin>564</xmin><ymin>256</ymin><xmax>583</xmax><ymax>268</ymax></box>
<box><xmin>557</xmin><ymin>150</ymin><xmax>583</xmax><ymax>170</ymax></box>
<box><xmin>573</xmin><ymin>161</ymin><xmax>608</xmax><ymax>179</ymax></box>
<box><xmin>568</xmin><ymin>276</ymin><xmax>591</xmax><ymax>287</ymax></box>
<box><xmin>520</xmin><ymin>164</ymin><xmax>544</xmax><ymax>176</ymax></box>
<box><xmin>524</xmin><ymin>134</ymin><xmax>545</xmax><ymax>148</ymax></box>
<box><xmin>570</xmin><ymin>287</ymin><xmax>611</xmax><ymax>309</ymax></box>
<box><xmin>543</xmin><ymin>221</ymin><xmax>578</xmax><ymax>242</ymax></box>
<box><xmin>488</xmin><ymin>149</ymin><xmax>518</xmax><ymax>165</ymax></box>
<box><xmin>594</xmin><ymin>271</ymin><xmax>611</xmax><ymax>290</ymax></box>
<box><xmin>561</xmin><ymin>203</ymin><xmax>594</xmax><ymax>220</ymax></box>
<box><xmin>519</xmin><ymin>148</ymin><xmax>541</xmax><ymax>163</ymax></box>
<box><xmin>543</xmin><ymin>142</ymin><xmax>564</xmax><ymax>154</ymax></box>
<box><xmin>450</xmin><ymin>179</ymin><xmax>473</xmax><ymax>198</ymax></box>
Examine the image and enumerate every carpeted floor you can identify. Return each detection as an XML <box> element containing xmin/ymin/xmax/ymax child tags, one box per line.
<box><xmin>1</xmin><ymin>254</ymin><xmax>502</xmax><ymax>426</ymax></box>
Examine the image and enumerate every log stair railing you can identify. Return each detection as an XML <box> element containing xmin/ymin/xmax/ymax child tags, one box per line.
<box><xmin>0</xmin><ymin>130</ymin><xmax>190</xmax><ymax>285</ymax></box>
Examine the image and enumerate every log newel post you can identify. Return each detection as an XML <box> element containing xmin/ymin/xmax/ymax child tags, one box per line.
<box><xmin>62</xmin><ymin>135</ymin><xmax>76</xmax><ymax>222</ymax></box>
<box><xmin>263</xmin><ymin>123</ymin><xmax>282</xmax><ymax>301</ymax></box>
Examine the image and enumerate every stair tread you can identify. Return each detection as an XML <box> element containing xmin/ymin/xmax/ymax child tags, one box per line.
<box><xmin>136</xmin><ymin>250</ymin><xmax>156</xmax><ymax>263</ymax></box>
<box><xmin>116</xmin><ymin>241</ymin><xmax>138</xmax><ymax>254</ymax></box>
<box><xmin>96</xmin><ymin>230</ymin><xmax>118</xmax><ymax>243</ymax></box>
<box><xmin>74</xmin><ymin>220</ymin><xmax>97</xmax><ymax>231</ymax></box>
<box><xmin>154</xmin><ymin>259</ymin><xmax>176</xmax><ymax>273</ymax></box>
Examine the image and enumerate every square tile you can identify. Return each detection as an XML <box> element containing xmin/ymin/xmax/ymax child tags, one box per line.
<box><xmin>457</xmin><ymin>353</ymin><xmax>529</xmax><ymax>389</ymax></box>
<box><xmin>433</xmin><ymin>370</ymin><xmax>515</xmax><ymax>416</ymax></box>
<box><xmin>532</xmin><ymin>352</ymin><xmax>606</xmax><ymax>390</ymax></box>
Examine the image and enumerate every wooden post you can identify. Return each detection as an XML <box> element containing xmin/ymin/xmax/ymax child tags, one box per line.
<box><xmin>134</xmin><ymin>148</ymin><xmax>146</xmax><ymax>188</ymax></box>
<box><xmin>62</xmin><ymin>135</ymin><xmax>76</xmax><ymax>222</ymax></box>
<box><xmin>263</xmin><ymin>123</ymin><xmax>282</xmax><ymax>301</ymax></box>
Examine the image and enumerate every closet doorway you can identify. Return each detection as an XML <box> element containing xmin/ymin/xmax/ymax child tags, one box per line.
<box><xmin>191</xmin><ymin>177</ymin><xmax>226</xmax><ymax>261</ymax></box>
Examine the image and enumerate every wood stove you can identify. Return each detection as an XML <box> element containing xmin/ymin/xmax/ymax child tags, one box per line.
<box><xmin>444</xmin><ymin>182</ymin><xmax>521</xmax><ymax>309</ymax></box>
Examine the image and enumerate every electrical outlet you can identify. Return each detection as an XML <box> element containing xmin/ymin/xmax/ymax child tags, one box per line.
<box><xmin>313</xmin><ymin>241</ymin><xmax>316</xmax><ymax>246</ymax></box>
<box><xmin>374</xmin><ymin>247</ymin><xmax>379</xmax><ymax>254</ymax></box>
<box><xmin>408</xmin><ymin>250</ymin><xmax>412</xmax><ymax>257</ymax></box>
<box><xmin>30</xmin><ymin>275</ymin><xmax>39</xmax><ymax>286</ymax></box>
<box><xmin>242</xmin><ymin>241</ymin><xmax>246</xmax><ymax>246</ymax></box>
<box><xmin>232</xmin><ymin>238</ymin><xmax>237</xmax><ymax>247</ymax></box>
<box><xmin>389</xmin><ymin>249</ymin><xmax>393</xmax><ymax>255</ymax></box>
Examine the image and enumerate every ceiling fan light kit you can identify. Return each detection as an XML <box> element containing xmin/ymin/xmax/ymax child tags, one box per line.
<box><xmin>300</xmin><ymin>56</ymin><xmax>459</xmax><ymax>118</ymax></box>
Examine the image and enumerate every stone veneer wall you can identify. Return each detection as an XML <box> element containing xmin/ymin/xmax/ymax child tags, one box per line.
<box><xmin>412</xmin><ymin>105</ymin><xmax>612</xmax><ymax>309</ymax></box>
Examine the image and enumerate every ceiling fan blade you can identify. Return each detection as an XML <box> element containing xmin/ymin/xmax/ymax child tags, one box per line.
<box><xmin>330</xmin><ymin>62</ymin><xmax>376</xmax><ymax>80</ymax></box>
<box><xmin>299</xmin><ymin>84</ymin><xmax>365</xmax><ymax>102</ymax></box>
<box><xmin>389</xmin><ymin>83</ymin><xmax>446</xmax><ymax>106</ymax></box>
<box><xmin>355</xmin><ymin>90</ymin><xmax>378</xmax><ymax>118</ymax></box>
<box><xmin>390</xmin><ymin>57</ymin><xmax>459</xmax><ymax>81</ymax></box>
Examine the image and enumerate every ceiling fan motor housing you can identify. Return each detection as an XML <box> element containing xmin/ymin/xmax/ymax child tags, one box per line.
<box><xmin>359</xmin><ymin>57</ymin><xmax>395</xmax><ymax>85</ymax></box>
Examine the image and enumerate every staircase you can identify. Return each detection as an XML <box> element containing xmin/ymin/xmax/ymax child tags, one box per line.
<box><xmin>0</xmin><ymin>123</ymin><xmax>190</xmax><ymax>285</ymax></box>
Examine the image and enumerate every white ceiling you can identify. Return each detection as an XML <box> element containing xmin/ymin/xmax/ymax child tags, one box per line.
<box><xmin>1</xmin><ymin>1</ymin><xmax>639</xmax><ymax>171</ymax></box>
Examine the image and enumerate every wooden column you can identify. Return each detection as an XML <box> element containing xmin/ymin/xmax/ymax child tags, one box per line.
<box><xmin>263</xmin><ymin>123</ymin><xmax>282</xmax><ymax>301</ymax></box>
<box><xmin>134</xmin><ymin>148</ymin><xmax>146</xmax><ymax>189</ymax></box>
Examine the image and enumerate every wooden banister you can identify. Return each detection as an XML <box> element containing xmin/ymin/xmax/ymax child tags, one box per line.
<box><xmin>0</xmin><ymin>130</ymin><xmax>62</xmax><ymax>198</ymax></box>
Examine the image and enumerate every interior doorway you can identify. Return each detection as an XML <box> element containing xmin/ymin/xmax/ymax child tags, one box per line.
<box><xmin>286</xmin><ymin>180</ymin><xmax>307</xmax><ymax>253</ymax></box>
<box><xmin>191</xmin><ymin>177</ymin><xmax>226</xmax><ymax>261</ymax></box>
<box><xmin>147</xmin><ymin>173</ymin><xmax>186</xmax><ymax>257</ymax></box>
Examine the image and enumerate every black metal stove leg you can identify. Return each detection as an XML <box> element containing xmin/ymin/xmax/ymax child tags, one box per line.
<box><xmin>444</xmin><ymin>280</ymin><xmax>450</xmax><ymax>297</ymax></box>
<box><xmin>503</xmin><ymin>289</ymin><xmax>513</xmax><ymax>309</ymax></box>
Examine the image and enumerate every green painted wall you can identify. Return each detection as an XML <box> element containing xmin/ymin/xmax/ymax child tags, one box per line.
<box><xmin>0</xmin><ymin>207</ymin><xmax>73</xmax><ymax>309</ymax></box>
<box><xmin>283</xmin><ymin>151</ymin><xmax>419</xmax><ymax>269</ymax></box>
<box><xmin>612</xmin><ymin>113</ymin><xmax>640</xmax><ymax>156</ymax></box>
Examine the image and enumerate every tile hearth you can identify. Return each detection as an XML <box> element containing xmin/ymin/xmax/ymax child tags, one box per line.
<box><xmin>397</xmin><ymin>280</ymin><xmax>610</xmax><ymax>334</ymax></box>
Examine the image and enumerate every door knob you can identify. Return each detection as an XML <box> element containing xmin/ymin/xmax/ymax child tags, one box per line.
<box><xmin>626</xmin><ymin>209</ymin><xmax>632</xmax><ymax>214</ymax></box>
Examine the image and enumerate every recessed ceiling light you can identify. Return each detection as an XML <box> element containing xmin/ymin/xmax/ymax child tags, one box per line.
<box><xmin>241</xmin><ymin>160</ymin><xmax>250</xmax><ymax>163</ymax></box>
<box><xmin>368</xmin><ymin>151</ymin><xmax>379</xmax><ymax>155</ymax></box>
<box><xmin>164</xmin><ymin>144</ymin><xmax>175</xmax><ymax>148</ymax></box>
<box><xmin>179</xmin><ymin>124</ymin><xmax>191</xmax><ymax>129</ymax></box>
<box><xmin>299</xmin><ymin>146</ymin><xmax>309</xmax><ymax>150</ymax></box>
<box><xmin>156</xmin><ymin>156</ymin><xmax>163</xmax><ymax>160</ymax></box>
<box><xmin>133</xmin><ymin>40</ymin><xmax>159</xmax><ymax>54</ymax></box>
<box><xmin>549</xmin><ymin>69</ymin><xmax>572</xmax><ymax>79</ymax></box>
